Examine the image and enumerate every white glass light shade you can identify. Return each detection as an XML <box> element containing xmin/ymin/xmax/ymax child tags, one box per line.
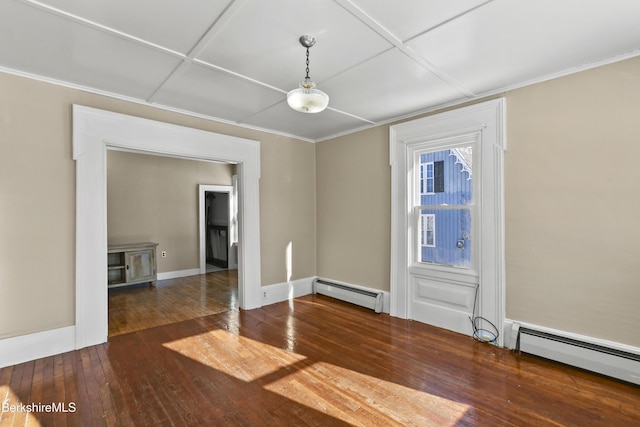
<box><xmin>287</xmin><ymin>79</ymin><xmax>329</xmax><ymax>113</ymax></box>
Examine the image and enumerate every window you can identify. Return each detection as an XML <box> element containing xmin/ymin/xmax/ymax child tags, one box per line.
<box><xmin>416</xmin><ymin>147</ymin><xmax>473</xmax><ymax>268</ymax></box>
<box><xmin>420</xmin><ymin>160</ymin><xmax>444</xmax><ymax>195</ymax></box>
<box><xmin>420</xmin><ymin>162</ymin><xmax>434</xmax><ymax>194</ymax></box>
<box><xmin>389</xmin><ymin>98</ymin><xmax>505</xmax><ymax>338</ymax></box>
<box><xmin>420</xmin><ymin>213</ymin><xmax>435</xmax><ymax>247</ymax></box>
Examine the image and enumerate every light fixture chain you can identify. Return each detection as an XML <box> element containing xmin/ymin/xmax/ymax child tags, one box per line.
<box><xmin>288</xmin><ymin>34</ymin><xmax>328</xmax><ymax>113</ymax></box>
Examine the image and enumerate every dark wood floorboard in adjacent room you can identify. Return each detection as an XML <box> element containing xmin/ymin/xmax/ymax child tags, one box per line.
<box><xmin>108</xmin><ymin>270</ymin><xmax>238</xmax><ymax>336</ymax></box>
<box><xmin>2</xmin><ymin>294</ymin><xmax>639</xmax><ymax>426</ymax></box>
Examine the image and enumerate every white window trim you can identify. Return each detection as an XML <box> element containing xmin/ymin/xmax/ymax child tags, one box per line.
<box><xmin>389</xmin><ymin>98</ymin><xmax>506</xmax><ymax>346</ymax></box>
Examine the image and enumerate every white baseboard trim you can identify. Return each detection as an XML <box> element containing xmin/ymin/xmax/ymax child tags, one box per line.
<box><xmin>504</xmin><ymin>319</ymin><xmax>640</xmax><ymax>385</ymax></box>
<box><xmin>314</xmin><ymin>277</ymin><xmax>391</xmax><ymax>314</ymax></box>
<box><xmin>157</xmin><ymin>268</ymin><xmax>201</xmax><ymax>281</ymax></box>
<box><xmin>0</xmin><ymin>277</ymin><xmax>388</xmax><ymax>369</ymax></box>
<box><xmin>503</xmin><ymin>319</ymin><xmax>520</xmax><ymax>350</ymax></box>
<box><xmin>0</xmin><ymin>326</ymin><xmax>76</xmax><ymax>369</ymax></box>
<box><xmin>259</xmin><ymin>276</ymin><xmax>392</xmax><ymax>311</ymax></box>
<box><xmin>261</xmin><ymin>277</ymin><xmax>314</xmax><ymax>306</ymax></box>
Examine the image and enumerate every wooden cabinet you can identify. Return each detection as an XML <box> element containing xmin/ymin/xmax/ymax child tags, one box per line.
<box><xmin>108</xmin><ymin>242</ymin><xmax>158</xmax><ymax>288</ymax></box>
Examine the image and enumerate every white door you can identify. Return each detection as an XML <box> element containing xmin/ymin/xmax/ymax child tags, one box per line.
<box><xmin>390</xmin><ymin>99</ymin><xmax>505</xmax><ymax>344</ymax></box>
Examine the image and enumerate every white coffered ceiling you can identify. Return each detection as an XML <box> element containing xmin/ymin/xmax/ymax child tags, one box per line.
<box><xmin>1</xmin><ymin>0</ymin><xmax>639</xmax><ymax>141</ymax></box>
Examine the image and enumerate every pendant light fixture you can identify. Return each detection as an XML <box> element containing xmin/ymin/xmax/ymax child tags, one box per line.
<box><xmin>287</xmin><ymin>35</ymin><xmax>329</xmax><ymax>113</ymax></box>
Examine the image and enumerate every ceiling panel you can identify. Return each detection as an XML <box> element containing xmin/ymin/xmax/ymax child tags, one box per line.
<box><xmin>152</xmin><ymin>62</ymin><xmax>285</xmax><ymax>123</ymax></box>
<box><xmin>322</xmin><ymin>48</ymin><xmax>467</xmax><ymax>122</ymax></box>
<box><xmin>0</xmin><ymin>1</ymin><xmax>182</xmax><ymax>99</ymax></box>
<box><xmin>350</xmin><ymin>0</ymin><xmax>489</xmax><ymax>41</ymax></box>
<box><xmin>35</xmin><ymin>0</ymin><xmax>233</xmax><ymax>54</ymax></box>
<box><xmin>1</xmin><ymin>0</ymin><xmax>639</xmax><ymax>141</ymax></box>
<box><xmin>195</xmin><ymin>0</ymin><xmax>393</xmax><ymax>90</ymax></box>
<box><xmin>243</xmin><ymin>102</ymin><xmax>372</xmax><ymax>141</ymax></box>
<box><xmin>408</xmin><ymin>0</ymin><xmax>640</xmax><ymax>94</ymax></box>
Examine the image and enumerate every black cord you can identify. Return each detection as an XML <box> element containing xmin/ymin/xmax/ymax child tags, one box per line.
<box><xmin>469</xmin><ymin>283</ymin><xmax>499</xmax><ymax>344</ymax></box>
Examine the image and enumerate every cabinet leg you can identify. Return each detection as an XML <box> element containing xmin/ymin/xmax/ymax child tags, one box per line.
<box><xmin>149</xmin><ymin>281</ymin><xmax>156</xmax><ymax>288</ymax></box>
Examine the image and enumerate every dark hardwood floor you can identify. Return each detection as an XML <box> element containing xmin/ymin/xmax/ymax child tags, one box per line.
<box><xmin>108</xmin><ymin>270</ymin><xmax>238</xmax><ymax>336</ymax></box>
<box><xmin>2</xmin><ymin>287</ymin><xmax>639</xmax><ymax>426</ymax></box>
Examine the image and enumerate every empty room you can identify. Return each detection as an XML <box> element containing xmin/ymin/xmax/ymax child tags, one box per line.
<box><xmin>1</xmin><ymin>1</ymin><xmax>639</xmax><ymax>425</ymax></box>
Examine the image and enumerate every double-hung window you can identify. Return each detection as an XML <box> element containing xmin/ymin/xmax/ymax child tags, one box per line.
<box><xmin>415</xmin><ymin>143</ymin><xmax>475</xmax><ymax>269</ymax></box>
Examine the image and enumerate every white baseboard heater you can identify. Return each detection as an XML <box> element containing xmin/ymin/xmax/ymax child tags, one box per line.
<box><xmin>517</xmin><ymin>327</ymin><xmax>640</xmax><ymax>386</ymax></box>
<box><xmin>313</xmin><ymin>279</ymin><xmax>383</xmax><ymax>313</ymax></box>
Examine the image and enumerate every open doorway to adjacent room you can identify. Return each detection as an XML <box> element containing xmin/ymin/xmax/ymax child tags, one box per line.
<box><xmin>106</xmin><ymin>150</ymin><xmax>240</xmax><ymax>336</ymax></box>
<box><xmin>205</xmin><ymin>191</ymin><xmax>232</xmax><ymax>272</ymax></box>
<box><xmin>74</xmin><ymin>105</ymin><xmax>262</xmax><ymax>350</ymax></box>
<box><xmin>199</xmin><ymin>182</ymin><xmax>238</xmax><ymax>274</ymax></box>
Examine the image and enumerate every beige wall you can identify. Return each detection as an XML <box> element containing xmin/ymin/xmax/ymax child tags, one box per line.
<box><xmin>0</xmin><ymin>72</ymin><xmax>315</xmax><ymax>339</ymax></box>
<box><xmin>316</xmin><ymin>56</ymin><xmax>640</xmax><ymax>347</ymax></box>
<box><xmin>2</xmin><ymin>55</ymin><xmax>640</xmax><ymax>348</ymax></box>
<box><xmin>316</xmin><ymin>126</ymin><xmax>390</xmax><ymax>289</ymax></box>
<box><xmin>260</xmin><ymin>134</ymin><xmax>317</xmax><ymax>284</ymax></box>
<box><xmin>107</xmin><ymin>151</ymin><xmax>234</xmax><ymax>273</ymax></box>
<box><xmin>0</xmin><ymin>76</ymin><xmax>76</xmax><ymax>339</ymax></box>
<box><xmin>505</xmin><ymin>57</ymin><xmax>640</xmax><ymax>346</ymax></box>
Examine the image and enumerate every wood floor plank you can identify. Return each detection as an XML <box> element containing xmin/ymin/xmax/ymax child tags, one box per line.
<box><xmin>108</xmin><ymin>270</ymin><xmax>237</xmax><ymax>336</ymax></box>
<box><xmin>6</xmin><ymin>360</ymin><xmax>26</xmax><ymax>425</ymax></box>
<box><xmin>0</xmin><ymin>366</ymin><xmax>14</xmax><ymax>425</ymax></box>
<box><xmin>2</xmin><ymin>273</ymin><xmax>639</xmax><ymax>426</ymax></box>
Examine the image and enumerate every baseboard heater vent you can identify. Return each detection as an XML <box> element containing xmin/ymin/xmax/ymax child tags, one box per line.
<box><xmin>518</xmin><ymin>327</ymin><xmax>640</xmax><ymax>386</ymax></box>
<box><xmin>313</xmin><ymin>279</ymin><xmax>383</xmax><ymax>313</ymax></box>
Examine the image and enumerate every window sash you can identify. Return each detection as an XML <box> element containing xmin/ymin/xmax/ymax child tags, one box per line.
<box><xmin>414</xmin><ymin>142</ymin><xmax>477</xmax><ymax>270</ymax></box>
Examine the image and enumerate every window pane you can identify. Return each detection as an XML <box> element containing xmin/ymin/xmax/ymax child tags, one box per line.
<box><xmin>419</xmin><ymin>147</ymin><xmax>473</xmax><ymax>205</ymax></box>
<box><xmin>419</xmin><ymin>208</ymin><xmax>471</xmax><ymax>268</ymax></box>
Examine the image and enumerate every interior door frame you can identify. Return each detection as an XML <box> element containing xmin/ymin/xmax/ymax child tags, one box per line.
<box><xmin>73</xmin><ymin>105</ymin><xmax>261</xmax><ymax>350</ymax></box>
<box><xmin>199</xmin><ymin>185</ymin><xmax>234</xmax><ymax>274</ymax></box>
<box><xmin>389</xmin><ymin>98</ymin><xmax>506</xmax><ymax>345</ymax></box>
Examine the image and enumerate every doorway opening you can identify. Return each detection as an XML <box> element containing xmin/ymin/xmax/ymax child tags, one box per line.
<box><xmin>206</xmin><ymin>191</ymin><xmax>231</xmax><ymax>270</ymax></box>
<box><xmin>74</xmin><ymin>105</ymin><xmax>261</xmax><ymax>349</ymax></box>
<box><xmin>105</xmin><ymin>150</ymin><xmax>242</xmax><ymax>336</ymax></box>
<box><xmin>199</xmin><ymin>183</ymin><xmax>238</xmax><ymax>274</ymax></box>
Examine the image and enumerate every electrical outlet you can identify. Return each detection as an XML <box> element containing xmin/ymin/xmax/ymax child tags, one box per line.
<box><xmin>263</xmin><ymin>291</ymin><xmax>267</xmax><ymax>298</ymax></box>
<box><xmin>161</xmin><ymin>251</ymin><xmax>167</xmax><ymax>258</ymax></box>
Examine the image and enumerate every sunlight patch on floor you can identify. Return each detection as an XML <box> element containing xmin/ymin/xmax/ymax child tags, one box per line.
<box><xmin>0</xmin><ymin>385</ymin><xmax>42</xmax><ymax>426</ymax></box>
<box><xmin>162</xmin><ymin>330</ymin><xmax>471</xmax><ymax>426</ymax></box>
<box><xmin>162</xmin><ymin>329</ymin><xmax>307</xmax><ymax>383</ymax></box>
<box><xmin>264</xmin><ymin>361</ymin><xmax>471</xmax><ymax>426</ymax></box>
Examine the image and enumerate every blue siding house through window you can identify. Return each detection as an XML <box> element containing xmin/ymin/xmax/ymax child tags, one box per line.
<box><xmin>419</xmin><ymin>148</ymin><xmax>472</xmax><ymax>268</ymax></box>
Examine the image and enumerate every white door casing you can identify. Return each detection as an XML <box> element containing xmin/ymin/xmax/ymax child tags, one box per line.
<box><xmin>199</xmin><ymin>185</ymin><xmax>234</xmax><ymax>275</ymax></box>
<box><xmin>389</xmin><ymin>99</ymin><xmax>506</xmax><ymax>345</ymax></box>
<box><xmin>73</xmin><ymin>105</ymin><xmax>261</xmax><ymax>350</ymax></box>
